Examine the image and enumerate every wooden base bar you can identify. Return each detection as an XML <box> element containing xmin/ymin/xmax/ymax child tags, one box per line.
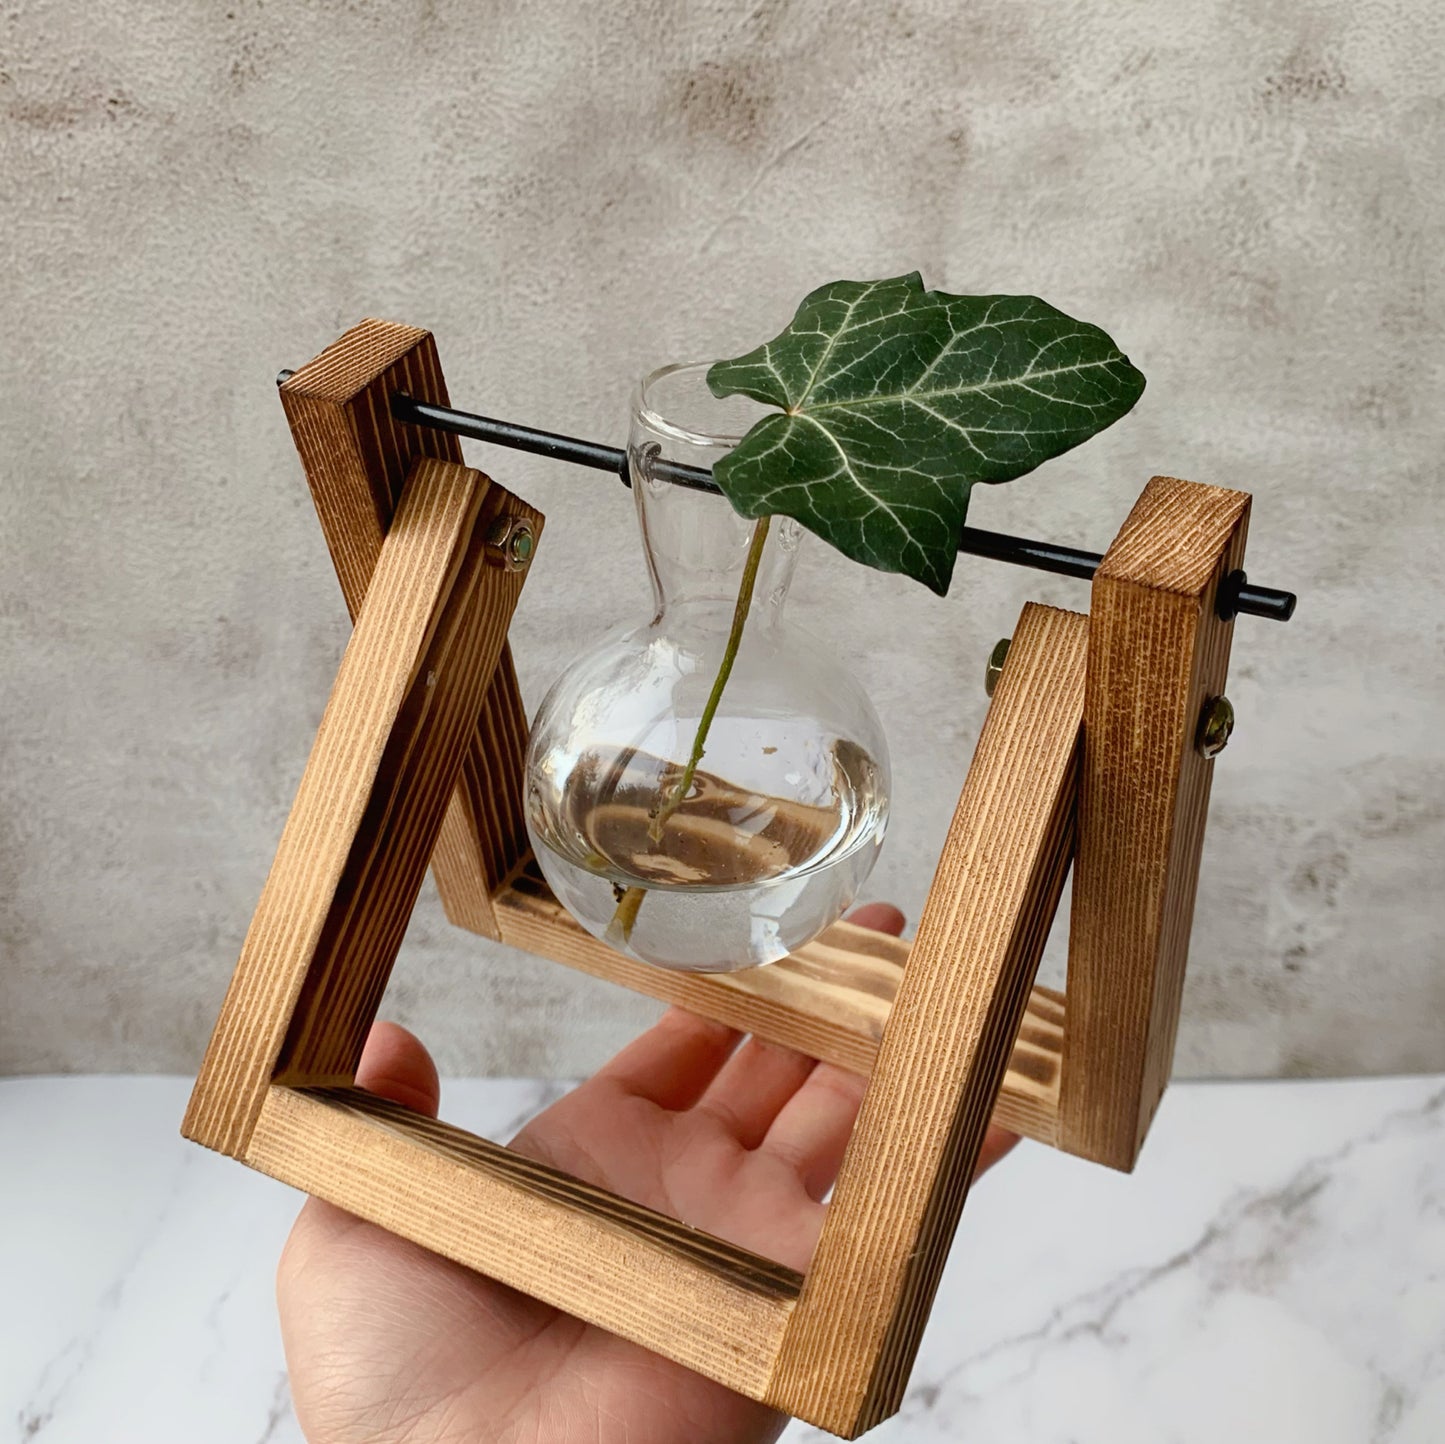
<box><xmin>247</xmin><ymin>1085</ymin><xmax>799</xmax><ymax>1398</ymax></box>
<box><xmin>492</xmin><ymin>870</ymin><xmax>1065</xmax><ymax>1146</ymax></box>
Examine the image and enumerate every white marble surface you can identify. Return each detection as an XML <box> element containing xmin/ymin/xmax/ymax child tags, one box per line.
<box><xmin>3</xmin><ymin>1073</ymin><xmax>1442</xmax><ymax>1443</ymax></box>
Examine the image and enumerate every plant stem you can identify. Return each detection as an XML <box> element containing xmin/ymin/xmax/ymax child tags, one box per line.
<box><xmin>651</xmin><ymin>514</ymin><xmax>773</xmax><ymax>840</ymax></box>
<box><xmin>607</xmin><ymin>881</ymin><xmax>646</xmax><ymax>944</ymax></box>
<box><xmin>607</xmin><ymin>515</ymin><xmax>773</xmax><ymax>947</ymax></box>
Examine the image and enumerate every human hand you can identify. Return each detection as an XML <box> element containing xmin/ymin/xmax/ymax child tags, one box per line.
<box><xmin>277</xmin><ymin>904</ymin><xmax>1018</xmax><ymax>1444</ymax></box>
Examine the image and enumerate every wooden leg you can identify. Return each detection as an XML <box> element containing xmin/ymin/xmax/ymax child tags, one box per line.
<box><xmin>280</xmin><ymin>320</ymin><xmax>533</xmax><ymax>939</ymax></box>
<box><xmin>1058</xmin><ymin>476</ymin><xmax>1250</xmax><ymax>1171</ymax></box>
<box><xmin>182</xmin><ymin>458</ymin><xmax>539</xmax><ymax>1157</ymax></box>
<box><xmin>766</xmin><ymin>604</ymin><xmax>1088</xmax><ymax>1438</ymax></box>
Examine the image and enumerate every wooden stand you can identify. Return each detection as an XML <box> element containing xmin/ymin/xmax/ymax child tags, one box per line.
<box><xmin>183</xmin><ymin>320</ymin><xmax>1250</xmax><ymax>1438</ymax></box>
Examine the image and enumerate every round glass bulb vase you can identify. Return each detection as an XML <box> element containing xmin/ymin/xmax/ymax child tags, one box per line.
<box><xmin>524</xmin><ymin>363</ymin><xmax>890</xmax><ymax>972</ymax></box>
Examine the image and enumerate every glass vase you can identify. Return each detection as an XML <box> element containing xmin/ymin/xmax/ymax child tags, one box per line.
<box><xmin>523</xmin><ymin>363</ymin><xmax>890</xmax><ymax>972</ymax></box>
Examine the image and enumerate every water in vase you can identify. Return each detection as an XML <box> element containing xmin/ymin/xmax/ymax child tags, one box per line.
<box><xmin>527</xmin><ymin>730</ymin><xmax>887</xmax><ymax>972</ymax></box>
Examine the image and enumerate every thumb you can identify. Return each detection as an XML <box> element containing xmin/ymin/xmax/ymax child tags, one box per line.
<box><xmin>354</xmin><ymin>1020</ymin><xmax>441</xmax><ymax>1118</ymax></box>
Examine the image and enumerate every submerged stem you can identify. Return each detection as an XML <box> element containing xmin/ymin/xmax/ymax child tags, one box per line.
<box><xmin>607</xmin><ymin>515</ymin><xmax>773</xmax><ymax>947</ymax></box>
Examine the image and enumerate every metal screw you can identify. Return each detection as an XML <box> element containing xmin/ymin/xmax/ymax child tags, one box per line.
<box><xmin>485</xmin><ymin>515</ymin><xmax>535</xmax><ymax>573</ymax></box>
<box><xmin>984</xmin><ymin>637</ymin><xmax>1011</xmax><ymax>698</ymax></box>
<box><xmin>1197</xmin><ymin>695</ymin><xmax>1235</xmax><ymax>759</ymax></box>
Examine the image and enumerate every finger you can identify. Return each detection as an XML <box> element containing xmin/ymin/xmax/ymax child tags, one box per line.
<box><xmin>588</xmin><ymin>1007</ymin><xmax>741</xmax><ymax>1111</ymax></box>
<box><xmin>354</xmin><ymin>1020</ymin><xmax>441</xmax><ymax>1118</ymax></box>
<box><xmin>846</xmin><ymin>901</ymin><xmax>906</xmax><ymax>935</ymax></box>
<box><xmin>690</xmin><ymin>903</ymin><xmax>900</xmax><ymax>1142</ymax></box>
<box><xmin>694</xmin><ymin>1038</ymin><xmax>819</xmax><ymax>1148</ymax></box>
<box><xmin>974</xmin><ymin>1125</ymin><xmax>1020</xmax><ymax>1178</ymax></box>
<box><xmin>741</xmin><ymin>902</ymin><xmax>900</xmax><ymax>1193</ymax></box>
<box><xmin>759</xmin><ymin>1061</ymin><xmax>867</xmax><ymax>1201</ymax></box>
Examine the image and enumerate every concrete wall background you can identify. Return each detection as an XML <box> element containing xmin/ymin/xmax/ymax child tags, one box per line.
<box><xmin>2</xmin><ymin>0</ymin><xmax>1440</xmax><ymax>1078</ymax></box>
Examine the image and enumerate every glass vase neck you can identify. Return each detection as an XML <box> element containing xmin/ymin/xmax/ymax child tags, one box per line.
<box><xmin>627</xmin><ymin>361</ymin><xmax>799</xmax><ymax>620</ymax></box>
<box><xmin>630</xmin><ymin>467</ymin><xmax>801</xmax><ymax>619</ymax></box>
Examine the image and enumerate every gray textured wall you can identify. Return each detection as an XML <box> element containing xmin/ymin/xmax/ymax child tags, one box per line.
<box><xmin>2</xmin><ymin>1</ymin><xmax>1440</xmax><ymax>1079</ymax></box>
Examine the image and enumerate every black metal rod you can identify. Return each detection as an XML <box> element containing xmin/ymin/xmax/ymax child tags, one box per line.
<box><xmin>392</xmin><ymin>394</ymin><xmax>722</xmax><ymax>496</ymax></box>
<box><xmin>275</xmin><ymin>371</ymin><xmax>1294</xmax><ymax>621</ymax></box>
<box><xmin>399</xmin><ymin>394</ymin><xmax>633</xmax><ymax>483</ymax></box>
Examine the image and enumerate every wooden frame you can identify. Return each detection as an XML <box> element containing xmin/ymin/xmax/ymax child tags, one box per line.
<box><xmin>183</xmin><ymin>320</ymin><xmax>1249</xmax><ymax>1438</ymax></box>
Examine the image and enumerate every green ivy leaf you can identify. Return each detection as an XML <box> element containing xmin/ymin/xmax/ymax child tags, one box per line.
<box><xmin>707</xmin><ymin>273</ymin><xmax>1146</xmax><ymax>595</ymax></box>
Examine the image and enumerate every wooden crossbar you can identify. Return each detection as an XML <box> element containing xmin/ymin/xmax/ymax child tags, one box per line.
<box><xmin>246</xmin><ymin>1085</ymin><xmax>799</xmax><ymax>1397</ymax></box>
<box><xmin>491</xmin><ymin>868</ymin><xmax>1067</xmax><ymax>1145</ymax></box>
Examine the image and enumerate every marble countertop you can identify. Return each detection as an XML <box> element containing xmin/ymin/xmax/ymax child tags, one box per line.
<box><xmin>4</xmin><ymin>1072</ymin><xmax>1441</xmax><ymax>1443</ymax></box>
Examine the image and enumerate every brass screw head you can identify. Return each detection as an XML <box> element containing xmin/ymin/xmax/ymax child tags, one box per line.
<box><xmin>485</xmin><ymin>516</ymin><xmax>535</xmax><ymax>573</ymax></box>
<box><xmin>1197</xmin><ymin>695</ymin><xmax>1235</xmax><ymax>759</ymax></box>
<box><xmin>984</xmin><ymin>637</ymin><xmax>1011</xmax><ymax>698</ymax></box>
